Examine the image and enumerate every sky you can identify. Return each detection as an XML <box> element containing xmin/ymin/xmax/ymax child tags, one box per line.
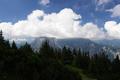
<box><xmin>0</xmin><ymin>0</ymin><xmax>120</xmax><ymax>40</ymax></box>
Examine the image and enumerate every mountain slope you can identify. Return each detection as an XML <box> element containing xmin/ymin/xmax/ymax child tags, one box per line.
<box><xmin>31</xmin><ymin>37</ymin><xmax>103</xmax><ymax>54</ymax></box>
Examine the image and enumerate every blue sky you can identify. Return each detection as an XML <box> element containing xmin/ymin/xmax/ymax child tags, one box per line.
<box><xmin>0</xmin><ymin>0</ymin><xmax>119</xmax><ymax>26</ymax></box>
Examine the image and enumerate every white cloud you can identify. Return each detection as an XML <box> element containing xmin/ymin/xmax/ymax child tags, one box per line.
<box><xmin>39</xmin><ymin>0</ymin><xmax>50</xmax><ymax>5</ymax></box>
<box><xmin>97</xmin><ymin>0</ymin><xmax>111</xmax><ymax>5</ymax></box>
<box><xmin>1</xmin><ymin>8</ymin><xmax>120</xmax><ymax>41</ymax></box>
<box><xmin>105</xmin><ymin>21</ymin><xmax>120</xmax><ymax>38</ymax></box>
<box><xmin>0</xmin><ymin>8</ymin><xmax>106</xmax><ymax>40</ymax></box>
<box><xmin>78</xmin><ymin>23</ymin><xmax>106</xmax><ymax>39</ymax></box>
<box><xmin>107</xmin><ymin>4</ymin><xmax>120</xmax><ymax>17</ymax></box>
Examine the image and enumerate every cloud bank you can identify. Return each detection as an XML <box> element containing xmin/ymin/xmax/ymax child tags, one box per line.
<box><xmin>107</xmin><ymin>4</ymin><xmax>120</xmax><ymax>17</ymax></box>
<box><xmin>0</xmin><ymin>8</ymin><xmax>120</xmax><ymax>41</ymax></box>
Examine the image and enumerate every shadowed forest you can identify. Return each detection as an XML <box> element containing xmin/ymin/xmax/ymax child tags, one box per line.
<box><xmin>0</xmin><ymin>30</ymin><xmax>120</xmax><ymax>80</ymax></box>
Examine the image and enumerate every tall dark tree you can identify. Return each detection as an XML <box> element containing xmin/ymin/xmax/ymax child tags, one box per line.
<box><xmin>39</xmin><ymin>40</ymin><xmax>54</xmax><ymax>58</ymax></box>
<box><xmin>0</xmin><ymin>30</ymin><xmax>4</xmax><ymax>43</ymax></box>
<box><xmin>12</xmin><ymin>41</ymin><xmax>17</xmax><ymax>49</ymax></box>
<box><xmin>62</xmin><ymin>47</ymin><xmax>73</xmax><ymax>64</ymax></box>
<box><xmin>112</xmin><ymin>55</ymin><xmax>120</xmax><ymax>73</ymax></box>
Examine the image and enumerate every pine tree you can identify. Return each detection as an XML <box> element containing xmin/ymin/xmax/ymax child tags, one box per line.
<box><xmin>112</xmin><ymin>55</ymin><xmax>120</xmax><ymax>73</ymax></box>
<box><xmin>62</xmin><ymin>47</ymin><xmax>73</xmax><ymax>64</ymax></box>
<box><xmin>12</xmin><ymin>41</ymin><xmax>17</xmax><ymax>49</ymax></box>
<box><xmin>39</xmin><ymin>40</ymin><xmax>54</xmax><ymax>58</ymax></box>
<box><xmin>0</xmin><ymin>30</ymin><xmax>5</xmax><ymax>48</ymax></box>
<box><xmin>20</xmin><ymin>42</ymin><xmax>33</xmax><ymax>53</ymax></box>
<box><xmin>0</xmin><ymin>30</ymin><xmax>4</xmax><ymax>43</ymax></box>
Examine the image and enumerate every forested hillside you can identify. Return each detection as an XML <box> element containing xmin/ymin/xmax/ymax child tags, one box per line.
<box><xmin>0</xmin><ymin>30</ymin><xmax>120</xmax><ymax>80</ymax></box>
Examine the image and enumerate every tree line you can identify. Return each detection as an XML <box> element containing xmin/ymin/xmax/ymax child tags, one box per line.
<box><xmin>0</xmin><ymin>31</ymin><xmax>120</xmax><ymax>80</ymax></box>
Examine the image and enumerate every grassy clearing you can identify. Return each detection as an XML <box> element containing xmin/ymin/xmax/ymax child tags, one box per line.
<box><xmin>65</xmin><ymin>65</ymin><xmax>96</xmax><ymax>80</ymax></box>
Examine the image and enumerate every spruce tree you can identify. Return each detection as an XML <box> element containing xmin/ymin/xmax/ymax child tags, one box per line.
<box><xmin>12</xmin><ymin>41</ymin><xmax>17</xmax><ymax>49</ymax></box>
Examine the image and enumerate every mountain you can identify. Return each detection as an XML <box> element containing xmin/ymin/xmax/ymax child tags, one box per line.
<box><xmin>30</xmin><ymin>37</ymin><xmax>104</xmax><ymax>55</ymax></box>
<box><xmin>93</xmin><ymin>39</ymin><xmax>120</xmax><ymax>48</ymax></box>
<box><xmin>13</xmin><ymin>37</ymin><xmax>120</xmax><ymax>59</ymax></box>
<box><xmin>93</xmin><ymin>39</ymin><xmax>120</xmax><ymax>59</ymax></box>
<box><xmin>56</xmin><ymin>38</ymin><xmax>103</xmax><ymax>54</ymax></box>
<box><xmin>31</xmin><ymin>37</ymin><xmax>57</xmax><ymax>51</ymax></box>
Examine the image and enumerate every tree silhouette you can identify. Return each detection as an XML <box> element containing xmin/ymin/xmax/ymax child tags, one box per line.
<box><xmin>11</xmin><ymin>41</ymin><xmax>17</xmax><ymax>50</ymax></box>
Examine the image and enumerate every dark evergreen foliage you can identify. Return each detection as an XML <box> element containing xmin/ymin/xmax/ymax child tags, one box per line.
<box><xmin>0</xmin><ymin>31</ymin><xmax>82</xmax><ymax>80</ymax></box>
<box><xmin>0</xmin><ymin>31</ymin><xmax>120</xmax><ymax>80</ymax></box>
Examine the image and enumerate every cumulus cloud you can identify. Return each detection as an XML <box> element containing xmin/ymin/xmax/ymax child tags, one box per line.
<box><xmin>39</xmin><ymin>0</ymin><xmax>50</xmax><ymax>5</ymax></box>
<box><xmin>0</xmin><ymin>8</ymin><xmax>120</xmax><ymax>41</ymax></box>
<box><xmin>105</xmin><ymin>21</ymin><xmax>120</xmax><ymax>38</ymax></box>
<box><xmin>78</xmin><ymin>23</ymin><xmax>106</xmax><ymax>39</ymax></box>
<box><xmin>107</xmin><ymin>4</ymin><xmax>120</xmax><ymax>17</ymax></box>
<box><xmin>0</xmin><ymin>8</ymin><xmax>106</xmax><ymax>40</ymax></box>
<box><xmin>97</xmin><ymin>0</ymin><xmax>111</xmax><ymax>5</ymax></box>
